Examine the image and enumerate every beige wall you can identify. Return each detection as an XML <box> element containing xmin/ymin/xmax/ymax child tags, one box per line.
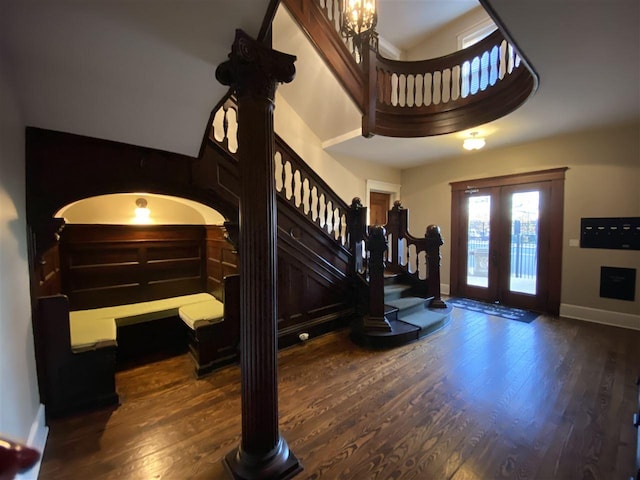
<box><xmin>406</xmin><ymin>6</ymin><xmax>492</xmax><ymax>60</ymax></box>
<box><xmin>0</xmin><ymin>60</ymin><xmax>42</xmax><ymax>443</ymax></box>
<box><xmin>401</xmin><ymin>121</ymin><xmax>640</xmax><ymax>320</ymax></box>
<box><xmin>274</xmin><ymin>93</ymin><xmax>401</xmax><ymax>204</ymax></box>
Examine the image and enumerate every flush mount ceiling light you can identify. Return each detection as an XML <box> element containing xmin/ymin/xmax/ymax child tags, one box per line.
<box><xmin>463</xmin><ymin>132</ymin><xmax>486</xmax><ymax>151</ymax></box>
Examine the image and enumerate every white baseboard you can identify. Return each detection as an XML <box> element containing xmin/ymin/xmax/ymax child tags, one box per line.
<box><xmin>16</xmin><ymin>404</ymin><xmax>48</xmax><ymax>480</ymax></box>
<box><xmin>441</xmin><ymin>284</ymin><xmax>450</xmax><ymax>296</ymax></box>
<box><xmin>560</xmin><ymin>303</ymin><xmax>640</xmax><ymax>331</ymax></box>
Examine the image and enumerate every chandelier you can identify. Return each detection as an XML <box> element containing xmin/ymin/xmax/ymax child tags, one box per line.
<box><xmin>341</xmin><ymin>0</ymin><xmax>378</xmax><ymax>42</ymax></box>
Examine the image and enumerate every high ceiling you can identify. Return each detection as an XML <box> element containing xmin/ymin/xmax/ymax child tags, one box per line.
<box><xmin>1</xmin><ymin>0</ymin><xmax>638</xmax><ymax>169</ymax></box>
<box><xmin>277</xmin><ymin>0</ymin><xmax>640</xmax><ymax>168</ymax></box>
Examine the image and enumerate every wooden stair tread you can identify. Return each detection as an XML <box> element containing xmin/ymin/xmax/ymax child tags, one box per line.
<box><xmin>385</xmin><ymin>296</ymin><xmax>427</xmax><ymax>312</ymax></box>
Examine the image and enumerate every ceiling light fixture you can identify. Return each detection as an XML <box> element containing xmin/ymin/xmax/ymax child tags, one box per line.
<box><xmin>341</xmin><ymin>0</ymin><xmax>378</xmax><ymax>52</ymax></box>
<box><xmin>463</xmin><ymin>132</ymin><xmax>486</xmax><ymax>151</ymax></box>
<box><xmin>134</xmin><ymin>197</ymin><xmax>151</xmax><ymax>223</ymax></box>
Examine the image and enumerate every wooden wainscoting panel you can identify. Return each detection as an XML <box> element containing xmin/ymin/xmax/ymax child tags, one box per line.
<box><xmin>206</xmin><ymin>226</ymin><xmax>238</xmax><ymax>301</ymax></box>
<box><xmin>60</xmin><ymin>225</ymin><xmax>207</xmax><ymax>309</ymax></box>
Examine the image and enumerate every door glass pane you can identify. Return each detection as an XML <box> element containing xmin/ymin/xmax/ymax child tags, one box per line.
<box><xmin>509</xmin><ymin>191</ymin><xmax>539</xmax><ymax>294</ymax></box>
<box><xmin>467</xmin><ymin>195</ymin><xmax>490</xmax><ymax>287</ymax></box>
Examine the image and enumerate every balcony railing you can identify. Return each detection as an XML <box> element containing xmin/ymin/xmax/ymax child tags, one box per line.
<box><xmin>281</xmin><ymin>0</ymin><xmax>538</xmax><ymax>138</ymax></box>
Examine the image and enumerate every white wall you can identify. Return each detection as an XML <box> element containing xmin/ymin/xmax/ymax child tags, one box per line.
<box><xmin>0</xmin><ymin>54</ymin><xmax>43</xmax><ymax>446</ymax></box>
<box><xmin>274</xmin><ymin>93</ymin><xmax>401</xmax><ymax>205</ymax></box>
<box><xmin>401</xmin><ymin>121</ymin><xmax>640</xmax><ymax>326</ymax></box>
<box><xmin>406</xmin><ymin>6</ymin><xmax>492</xmax><ymax>60</ymax></box>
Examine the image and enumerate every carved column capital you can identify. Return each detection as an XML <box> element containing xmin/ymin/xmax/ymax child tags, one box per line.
<box><xmin>216</xmin><ymin>29</ymin><xmax>296</xmax><ymax>101</ymax></box>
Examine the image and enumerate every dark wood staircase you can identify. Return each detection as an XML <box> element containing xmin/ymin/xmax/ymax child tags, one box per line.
<box><xmin>351</xmin><ymin>272</ymin><xmax>452</xmax><ymax>349</ymax></box>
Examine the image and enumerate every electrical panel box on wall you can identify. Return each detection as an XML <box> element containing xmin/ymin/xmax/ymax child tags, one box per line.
<box><xmin>580</xmin><ymin>217</ymin><xmax>640</xmax><ymax>250</ymax></box>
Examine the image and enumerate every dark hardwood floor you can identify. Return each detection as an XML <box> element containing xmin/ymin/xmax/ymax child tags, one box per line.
<box><xmin>39</xmin><ymin>308</ymin><xmax>640</xmax><ymax>479</ymax></box>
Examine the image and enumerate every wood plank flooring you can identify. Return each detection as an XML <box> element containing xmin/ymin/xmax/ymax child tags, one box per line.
<box><xmin>39</xmin><ymin>309</ymin><xmax>640</xmax><ymax>479</ymax></box>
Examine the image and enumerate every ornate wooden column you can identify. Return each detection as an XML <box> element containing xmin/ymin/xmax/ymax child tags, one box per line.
<box><xmin>216</xmin><ymin>30</ymin><xmax>301</xmax><ymax>479</ymax></box>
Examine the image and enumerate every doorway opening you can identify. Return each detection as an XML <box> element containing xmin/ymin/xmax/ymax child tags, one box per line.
<box><xmin>450</xmin><ymin>168</ymin><xmax>566</xmax><ymax>314</ymax></box>
<box><xmin>366</xmin><ymin>179</ymin><xmax>401</xmax><ymax>227</ymax></box>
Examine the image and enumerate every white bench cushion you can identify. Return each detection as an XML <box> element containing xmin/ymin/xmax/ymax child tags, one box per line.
<box><xmin>179</xmin><ymin>299</ymin><xmax>225</xmax><ymax>330</ymax></box>
<box><xmin>69</xmin><ymin>312</ymin><xmax>117</xmax><ymax>349</ymax></box>
<box><xmin>69</xmin><ymin>293</ymin><xmax>217</xmax><ymax>348</ymax></box>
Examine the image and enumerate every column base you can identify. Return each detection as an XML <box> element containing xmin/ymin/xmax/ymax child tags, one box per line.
<box><xmin>222</xmin><ymin>437</ymin><xmax>303</xmax><ymax>480</ymax></box>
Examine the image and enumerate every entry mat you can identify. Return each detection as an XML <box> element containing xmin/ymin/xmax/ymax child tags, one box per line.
<box><xmin>446</xmin><ymin>297</ymin><xmax>539</xmax><ymax>323</ymax></box>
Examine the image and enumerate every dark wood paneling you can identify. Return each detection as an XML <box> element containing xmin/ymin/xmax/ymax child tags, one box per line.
<box><xmin>26</xmin><ymin>127</ymin><xmax>355</xmax><ymax>340</ymax></box>
<box><xmin>25</xmin><ymin>128</ymin><xmax>239</xmax><ymax>234</ymax></box>
<box><xmin>205</xmin><ymin>226</ymin><xmax>238</xmax><ymax>301</ymax></box>
<box><xmin>277</xmin><ymin>198</ymin><xmax>354</xmax><ymax>345</ymax></box>
<box><xmin>35</xmin><ymin>244</ymin><xmax>61</xmax><ymax>297</ymax></box>
<box><xmin>60</xmin><ymin>225</ymin><xmax>207</xmax><ymax>309</ymax></box>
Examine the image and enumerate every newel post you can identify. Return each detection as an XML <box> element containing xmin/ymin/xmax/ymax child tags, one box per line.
<box><xmin>385</xmin><ymin>200</ymin><xmax>407</xmax><ymax>273</ymax></box>
<box><xmin>426</xmin><ymin>225</ymin><xmax>447</xmax><ymax>309</ymax></box>
<box><xmin>216</xmin><ymin>30</ymin><xmax>302</xmax><ymax>479</ymax></box>
<box><xmin>347</xmin><ymin>197</ymin><xmax>367</xmax><ymax>274</ymax></box>
<box><xmin>364</xmin><ymin>225</ymin><xmax>392</xmax><ymax>332</ymax></box>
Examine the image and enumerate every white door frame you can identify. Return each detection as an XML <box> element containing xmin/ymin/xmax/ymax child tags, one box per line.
<box><xmin>365</xmin><ymin>179</ymin><xmax>401</xmax><ymax>226</ymax></box>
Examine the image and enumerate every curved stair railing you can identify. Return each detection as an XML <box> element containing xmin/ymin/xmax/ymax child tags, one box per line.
<box><xmin>383</xmin><ymin>201</ymin><xmax>445</xmax><ymax>308</ymax></box>
<box><xmin>210</xmin><ymin>94</ymin><xmax>351</xmax><ymax>249</ymax></box>
<box><xmin>281</xmin><ymin>0</ymin><xmax>538</xmax><ymax>138</ymax></box>
<box><xmin>209</xmin><ymin>95</ymin><xmax>446</xmax><ymax>341</ymax></box>
<box><xmin>209</xmin><ymin>94</ymin><xmax>357</xmax><ymax>343</ymax></box>
<box><xmin>366</xmin><ymin>29</ymin><xmax>536</xmax><ymax>137</ymax></box>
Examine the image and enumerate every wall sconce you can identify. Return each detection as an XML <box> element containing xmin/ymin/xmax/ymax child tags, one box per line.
<box><xmin>134</xmin><ymin>197</ymin><xmax>151</xmax><ymax>223</ymax></box>
<box><xmin>463</xmin><ymin>132</ymin><xmax>486</xmax><ymax>151</ymax></box>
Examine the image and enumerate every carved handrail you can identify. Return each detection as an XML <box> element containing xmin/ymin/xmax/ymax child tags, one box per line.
<box><xmin>281</xmin><ymin>0</ymin><xmax>538</xmax><ymax>138</ymax></box>
<box><xmin>281</xmin><ymin>0</ymin><xmax>366</xmax><ymax>111</ymax></box>
<box><xmin>274</xmin><ymin>135</ymin><xmax>351</xmax><ymax>247</ymax></box>
<box><xmin>369</xmin><ymin>28</ymin><xmax>536</xmax><ymax>137</ymax></box>
<box><xmin>384</xmin><ymin>201</ymin><xmax>444</xmax><ymax>307</ymax></box>
<box><xmin>209</xmin><ymin>95</ymin><xmax>352</xmax><ymax>249</ymax></box>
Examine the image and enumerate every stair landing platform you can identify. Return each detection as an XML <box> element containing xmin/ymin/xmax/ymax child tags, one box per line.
<box><xmin>350</xmin><ymin>303</ymin><xmax>452</xmax><ymax>349</ymax></box>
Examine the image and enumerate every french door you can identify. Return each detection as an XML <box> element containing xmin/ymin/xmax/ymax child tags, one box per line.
<box><xmin>450</xmin><ymin>169</ymin><xmax>566</xmax><ymax>314</ymax></box>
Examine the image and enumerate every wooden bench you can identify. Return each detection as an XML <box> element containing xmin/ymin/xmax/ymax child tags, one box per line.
<box><xmin>35</xmin><ymin>295</ymin><xmax>119</xmax><ymax>417</ymax></box>
<box><xmin>36</xmin><ymin>279</ymin><xmax>240</xmax><ymax>415</ymax></box>
<box><xmin>179</xmin><ymin>275</ymin><xmax>240</xmax><ymax>377</ymax></box>
<box><xmin>68</xmin><ymin>292</ymin><xmax>215</xmax><ymax>349</ymax></box>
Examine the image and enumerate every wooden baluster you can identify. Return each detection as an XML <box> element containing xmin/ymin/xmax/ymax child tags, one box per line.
<box><xmin>426</xmin><ymin>224</ymin><xmax>446</xmax><ymax>309</ymax></box>
<box><xmin>444</xmin><ymin>68</ymin><xmax>451</xmax><ymax>103</ymax></box>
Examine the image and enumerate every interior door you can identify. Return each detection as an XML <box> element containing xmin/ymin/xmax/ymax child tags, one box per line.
<box><xmin>369</xmin><ymin>191</ymin><xmax>390</xmax><ymax>227</ymax></box>
<box><xmin>450</xmin><ymin>169</ymin><xmax>566</xmax><ymax>314</ymax></box>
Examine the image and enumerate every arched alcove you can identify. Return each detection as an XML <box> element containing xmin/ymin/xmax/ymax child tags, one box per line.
<box><xmin>56</xmin><ymin>193</ymin><xmax>226</xmax><ymax>226</ymax></box>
